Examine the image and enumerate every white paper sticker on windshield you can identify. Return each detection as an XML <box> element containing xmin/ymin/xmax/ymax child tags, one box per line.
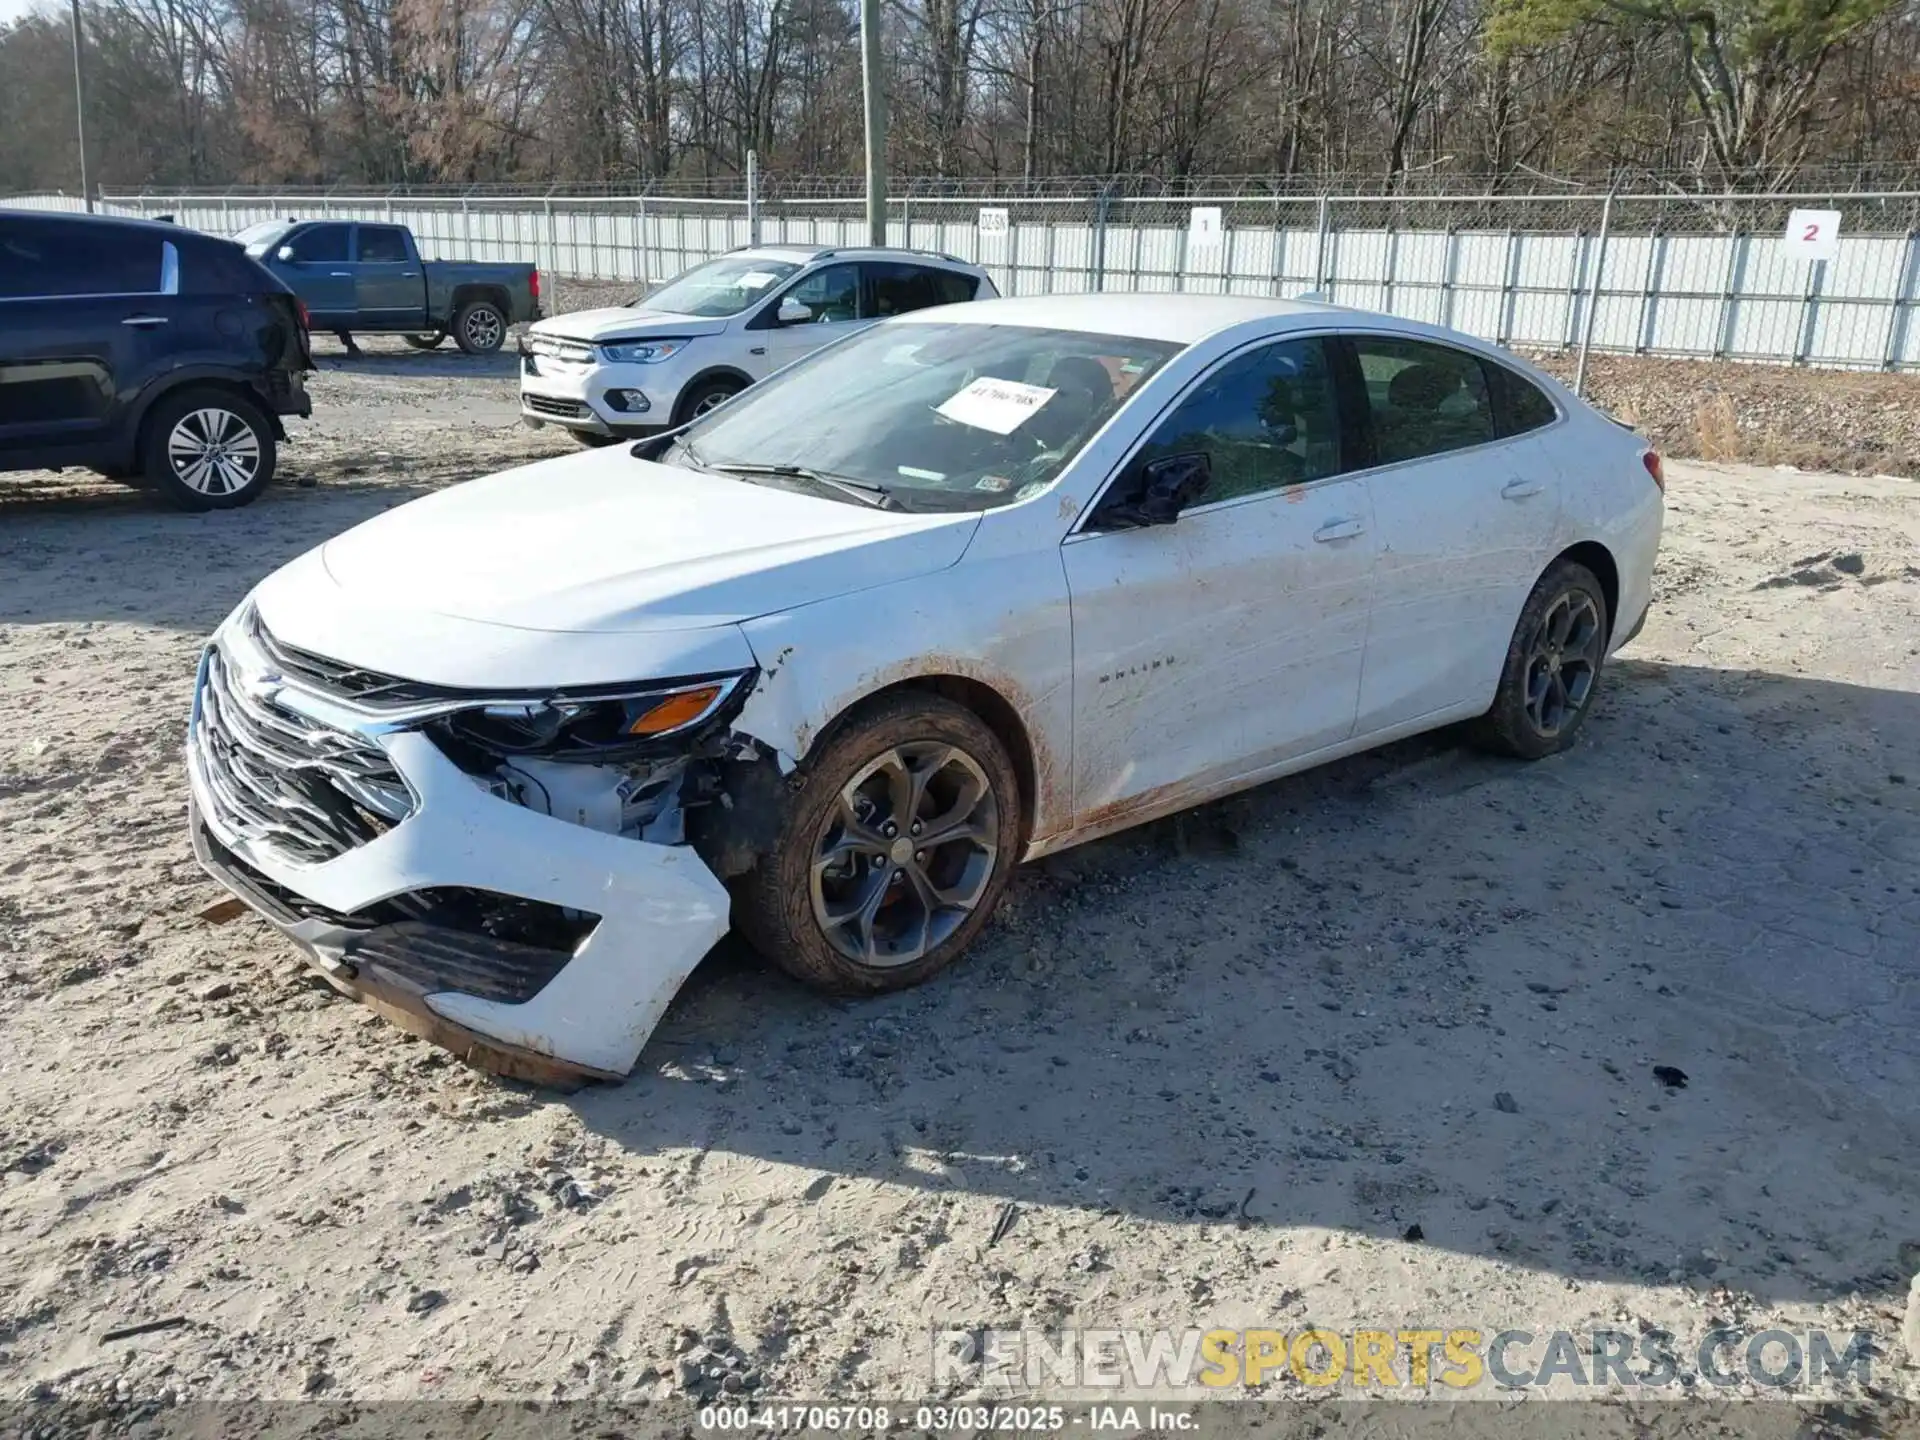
<box><xmin>937</xmin><ymin>377</ymin><xmax>1057</xmax><ymax>435</ymax></box>
<box><xmin>738</xmin><ymin>271</ymin><xmax>779</xmax><ymax>289</ymax></box>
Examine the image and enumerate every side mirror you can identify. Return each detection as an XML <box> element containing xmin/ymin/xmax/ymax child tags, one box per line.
<box><xmin>777</xmin><ymin>296</ymin><xmax>813</xmax><ymax>325</ymax></box>
<box><xmin>1094</xmin><ymin>452</ymin><xmax>1212</xmax><ymax>530</ymax></box>
<box><xmin>275</xmin><ymin>245</ymin><xmax>296</xmax><ymax>263</ymax></box>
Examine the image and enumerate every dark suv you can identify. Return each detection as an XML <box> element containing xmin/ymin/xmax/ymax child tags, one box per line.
<box><xmin>0</xmin><ymin>210</ymin><xmax>312</xmax><ymax>510</ymax></box>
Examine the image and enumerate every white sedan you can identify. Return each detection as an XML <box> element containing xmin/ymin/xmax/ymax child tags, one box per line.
<box><xmin>186</xmin><ymin>294</ymin><xmax>1664</xmax><ymax>1081</ymax></box>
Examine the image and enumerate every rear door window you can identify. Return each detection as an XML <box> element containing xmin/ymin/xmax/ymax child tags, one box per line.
<box><xmin>0</xmin><ymin>219</ymin><xmax>163</xmax><ymax>298</ymax></box>
<box><xmin>1348</xmin><ymin>336</ymin><xmax>1496</xmax><ymax>465</ymax></box>
<box><xmin>867</xmin><ymin>263</ymin><xmax>938</xmax><ymax>318</ymax></box>
<box><xmin>930</xmin><ymin>269</ymin><xmax>979</xmax><ymax>304</ymax></box>
<box><xmin>357</xmin><ymin>226</ymin><xmax>411</xmax><ymax>263</ymax></box>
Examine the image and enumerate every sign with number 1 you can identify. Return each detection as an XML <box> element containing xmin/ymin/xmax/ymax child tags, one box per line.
<box><xmin>1781</xmin><ymin>209</ymin><xmax>1841</xmax><ymax>262</ymax></box>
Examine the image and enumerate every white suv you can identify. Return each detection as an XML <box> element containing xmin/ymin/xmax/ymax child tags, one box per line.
<box><xmin>519</xmin><ymin>245</ymin><xmax>998</xmax><ymax>443</ymax></box>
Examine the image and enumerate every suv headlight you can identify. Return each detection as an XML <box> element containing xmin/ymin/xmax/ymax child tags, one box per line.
<box><xmin>599</xmin><ymin>338</ymin><xmax>689</xmax><ymax>365</ymax></box>
<box><xmin>435</xmin><ymin>672</ymin><xmax>752</xmax><ymax>764</ymax></box>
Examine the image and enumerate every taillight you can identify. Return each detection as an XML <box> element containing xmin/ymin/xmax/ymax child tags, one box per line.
<box><xmin>296</xmin><ymin>299</ymin><xmax>311</xmax><ymax>331</ymax></box>
<box><xmin>1642</xmin><ymin>450</ymin><xmax>1664</xmax><ymax>492</ymax></box>
<box><xmin>530</xmin><ymin>269</ymin><xmax>541</xmax><ymax>303</ymax></box>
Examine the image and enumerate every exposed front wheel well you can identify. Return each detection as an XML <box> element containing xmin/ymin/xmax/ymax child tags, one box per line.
<box><xmin>829</xmin><ymin>675</ymin><xmax>1040</xmax><ymax>851</ymax></box>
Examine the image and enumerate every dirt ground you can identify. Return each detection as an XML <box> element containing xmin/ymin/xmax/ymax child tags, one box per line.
<box><xmin>1</xmin><ymin>331</ymin><xmax>1919</xmax><ymax>1421</ymax></box>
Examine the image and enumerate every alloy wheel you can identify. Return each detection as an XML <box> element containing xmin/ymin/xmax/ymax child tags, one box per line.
<box><xmin>1522</xmin><ymin>589</ymin><xmax>1603</xmax><ymax>737</ymax></box>
<box><xmin>693</xmin><ymin>388</ymin><xmax>735</xmax><ymax>416</ymax></box>
<box><xmin>810</xmin><ymin>743</ymin><xmax>999</xmax><ymax>967</ymax></box>
<box><xmin>464</xmin><ymin>308</ymin><xmax>504</xmax><ymax>350</ymax></box>
<box><xmin>167</xmin><ymin>408</ymin><xmax>262</xmax><ymax>496</ymax></box>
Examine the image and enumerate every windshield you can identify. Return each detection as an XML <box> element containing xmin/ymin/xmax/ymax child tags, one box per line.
<box><xmin>665</xmin><ymin>321</ymin><xmax>1182</xmax><ymax>512</ymax></box>
<box><xmin>235</xmin><ymin>221</ymin><xmax>294</xmax><ymax>256</ymax></box>
<box><xmin>639</xmin><ymin>255</ymin><xmax>803</xmax><ymax>318</ymax></box>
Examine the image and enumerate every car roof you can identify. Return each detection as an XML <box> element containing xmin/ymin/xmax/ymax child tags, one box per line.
<box><xmin>891</xmin><ymin>292</ymin><xmax>1342</xmax><ymax>343</ymax></box>
<box><xmin>731</xmin><ymin>243</ymin><xmax>986</xmax><ymax>273</ymax></box>
<box><xmin>891</xmin><ymin>291</ymin><xmax>1538</xmax><ymax>358</ymax></box>
<box><xmin>5</xmin><ymin>208</ymin><xmax>228</xmax><ymax>246</ymax></box>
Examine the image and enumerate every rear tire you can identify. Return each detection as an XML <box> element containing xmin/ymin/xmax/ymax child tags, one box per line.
<box><xmin>734</xmin><ymin>693</ymin><xmax>1022</xmax><ymax>995</ymax></box>
<box><xmin>402</xmin><ymin>332</ymin><xmax>446</xmax><ymax>351</ymax></box>
<box><xmin>1470</xmin><ymin>559</ymin><xmax>1610</xmax><ymax>759</ymax></box>
<box><xmin>139</xmin><ymin>388</ymin><xmax>277</xmax><ymax>512</ymax></box>
<box><xmin>453</xmin><ymin>300</ymin><xmax>507</xmax><ymax>355</ymax></box>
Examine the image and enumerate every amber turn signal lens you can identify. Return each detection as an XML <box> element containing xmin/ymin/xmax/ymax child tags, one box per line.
<box><xmin>1643</xmin><ymin>450</ymin><xmax>1665</xmax><ymax>491</ymax></box>
<box><xmin>627</xmin><ymin>685</ymin><xmax>723</xmax><ymax>735</ymax></box>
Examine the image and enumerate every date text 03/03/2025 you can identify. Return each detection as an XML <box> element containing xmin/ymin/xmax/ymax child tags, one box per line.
<box><xmin>696</xmin><ymin>1403</ymin><xmax>1197</xmax><ymax>1432</ymax></box>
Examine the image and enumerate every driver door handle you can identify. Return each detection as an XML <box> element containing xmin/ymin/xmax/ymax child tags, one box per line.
<box><xmin>329</xmin><ymin>271</ymin><xmax>351</xmax><ymax>277</ymax></box>
<box><xmin>1313</xmin><ymin>518</ymin><xmax>1365</xmax><ymax>543</ymax></box>
<box><xmin>1502</xmin><ymin>479</ymin><xmax>1543</xmax><ymax>500</ymax></box>
<box><xmin>121</xmin><ymin>315</ymin><xmax>168</xmax><ymax>328</ymax></box>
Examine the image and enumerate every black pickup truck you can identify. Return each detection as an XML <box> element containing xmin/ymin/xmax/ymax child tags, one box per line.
<box><xmin>236</xmin><ymin>219</ymin><xmax>541</xmax><ymax>354</ymax></box>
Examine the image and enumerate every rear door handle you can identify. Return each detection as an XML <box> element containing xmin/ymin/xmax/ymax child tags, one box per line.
<box><xmin>121</xmin><ymin>315</ymin><xmax>168</xmax><ymax>328</ymax></box>
<box><xmin>1502</xmin><ymin>479</ymin><xmax>1543</xmax><ymax>500</ymax></box>
<box><xmin>329</xmin><ymin>271</ymin><xmax>352</xmax><ymax>277</ymax></box>
<box><xmin>400</xmin><ymin>271</ymin><xmax>418</xmax><ymax>277</ymax></box>
<box><xmin>1313</xmin><ymin>518</ymin><xmax>1365</xmax><ymax>543</ymax></box>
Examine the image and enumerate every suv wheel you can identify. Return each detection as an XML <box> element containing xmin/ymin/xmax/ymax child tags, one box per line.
<box><xmin>677</xmin><ymin>377</ymin><xmax>743</xmax><ymax>424</ymax></box>
<box><xmin>453</xmin><ymin>300</ymin><xmax>507</xmax><ymax>355</ymax></box>
<box><xmin>141</xmin><ymin>389</ymin><xmax>277</xmax><ymax>511</ymax></box>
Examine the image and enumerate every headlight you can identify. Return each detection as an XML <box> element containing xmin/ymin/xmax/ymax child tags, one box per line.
<box><xmin>436</xmin><ymin>672</ymin><xmax>751</xmax><ymax>763</ymax></box>
<box><xmin>599</xmin><ymin>338</ymin><xmax>689</xmax><ymax>365</ymax></box>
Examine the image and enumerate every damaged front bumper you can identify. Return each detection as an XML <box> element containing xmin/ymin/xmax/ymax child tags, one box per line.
<box><xmin>184</xmin><ymin>617</ymin><xmax>733</xmax><ymax>1081</ymax></box>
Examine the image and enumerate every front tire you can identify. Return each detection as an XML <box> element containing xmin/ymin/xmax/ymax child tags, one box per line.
<box><xmin>1471</xmin><ymin>559</ymin><xmax>1610</xmax><ymax>759</ymax></box>
<box><xmin>676</xmin><ymin>377</ymin><xmax>743</xmax><ymax>424</ymax></box>
<box><xmin>735</xmin><ymin>693</ymin><xmax>1022</xmax><ymax>995</ymax></box>
<box><xmin>452</xmin><ymin>300</ymin><xmax>507</xmax><ymax>355</ymax></box>
<box><xmin>572</xmin><ymin>431</ymin><xmax>621</xmax><ymax>448</ymax></box>
<box><xmin>402</xmin><ymin>332</ymin><xmax>446</xmax><ymax>351</ymax></box>
<box><xmin>139</xmin><ymin>388</ymin><xmax>277</xmax><ymax>511</ymax></box>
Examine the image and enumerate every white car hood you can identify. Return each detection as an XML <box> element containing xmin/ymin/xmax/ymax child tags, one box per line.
<box><xmin>532</xmin><ymin>306</ymin><xmax>731</xmax><ymax>342</ymax></box>
<box><xmin>313</xmin><ymin>448</ymin><xmax>977</xmax><ymax>638</ymax></box>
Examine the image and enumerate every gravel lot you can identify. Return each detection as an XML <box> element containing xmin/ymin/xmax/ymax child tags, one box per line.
<box><xmin>1</xmin><ymin>331</ymin><xmax>1918</xmax><ymax>1419</ymax></box>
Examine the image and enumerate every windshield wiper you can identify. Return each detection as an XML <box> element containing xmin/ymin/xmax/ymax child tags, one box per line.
<box><xmin>699</xmin><ymin>460</ymin><xmax>897</xmax><ymax>509</ymax></box>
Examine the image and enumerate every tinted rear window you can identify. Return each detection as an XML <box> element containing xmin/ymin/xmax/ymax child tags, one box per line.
<box><xmin>0</xmin><ymin>219</ymin><xmax>163</xmax><ymax>298</ymax></box>
<box><xmin>932</xmin><ymin>269</ymin><xmax>978</xmax><ymax>304</ymax></box>
<box><xmin>1494</xmin><ymin>365</ymin><xmax>1559</xmax><ymax>435</ymax></box>
<box><xmin>358</xmin><ymin>226</ymin><xmax>410</xmax><ymax>263</ymax></box>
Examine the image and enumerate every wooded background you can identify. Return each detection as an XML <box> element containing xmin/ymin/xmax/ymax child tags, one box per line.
<box><xmin>2</xmin><ymin>0</ymin><xmax>1916</xmax><ymax>195</ymax></box>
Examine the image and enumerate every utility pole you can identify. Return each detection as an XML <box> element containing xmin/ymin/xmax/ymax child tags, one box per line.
<box><xmin>860</xmin><ymin>0</ymin><xmax>886</xmax><ymax>245</ymax></box>
<box><xmin>69</xmin><ymin>0</ymin><xmax>93</xmax><ymax>211</ymax></box>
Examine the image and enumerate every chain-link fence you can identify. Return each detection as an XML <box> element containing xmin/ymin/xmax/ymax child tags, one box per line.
<box><xmin>9</xmin><ymin>179</ymin><xmax>1919</xmax><ymax>370</ymax></box>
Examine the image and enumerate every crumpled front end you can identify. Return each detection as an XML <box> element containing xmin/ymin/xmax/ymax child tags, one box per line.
<box><xmin>184</xmin><ymin>606</ymin><xmax>738</xmax><ymax>1081</ymax></box>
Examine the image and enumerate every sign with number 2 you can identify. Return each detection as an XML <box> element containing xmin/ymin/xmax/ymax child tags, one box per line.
<box><xmin>1781</xmin><ymin>209</ymin><xmax>1841</xmax><ymax>263</ymax></box>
